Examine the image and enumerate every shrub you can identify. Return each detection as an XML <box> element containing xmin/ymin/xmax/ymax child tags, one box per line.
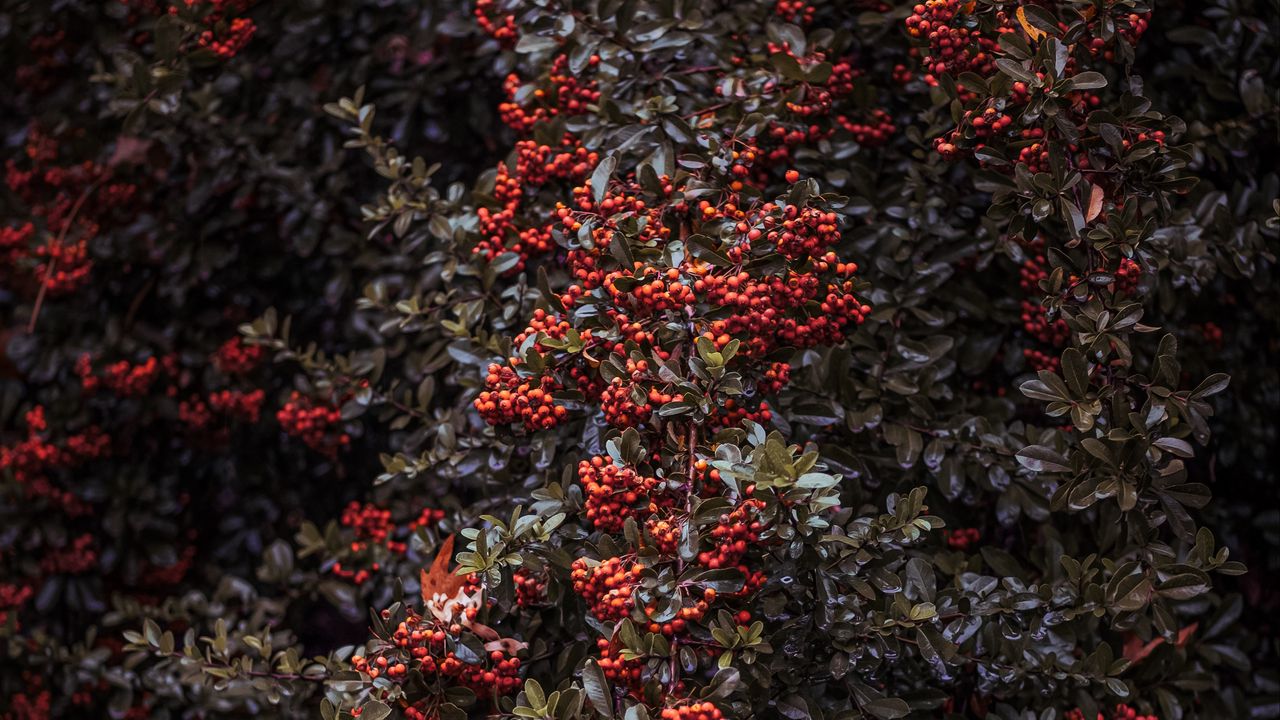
<box><xmin>1</xmin><ymin>1</ymin><xmax>1276</xmax><ymax>719</ymax></box>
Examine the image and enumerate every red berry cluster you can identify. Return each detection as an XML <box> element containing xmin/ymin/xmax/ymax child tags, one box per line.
<box><xmin>330</xmin><ymin>504</ymin><xmax>446</xmax><ymax>585</ymax></box>
<box><xmin>945</xmin><ymin>527</ymin><xmax>980</xmax><ymax>550</ymax></box>
<box><xmin>571</xmin><ymin>556</ymin><xmax>644</xmax><ymax>624</ymax></box>
<box><xmin>905</xmin><ymin>1</ymin><xmax>1008</xmax><ymax>88</ymax></box>
<box><xmin>474</xmin><ymin>137</ymin><xmax>598</xmax><ymax>272</ymax></box>
<box><xmin>773</xmin><ymin>0</ymin><xmax>814</xmax><ymax>26</ymax></box>
<box><xmin>0</xmin><ymin>673</ymin><xmax>52</xmax><ymax>720</ymax></box>
<box><xmin>1015</xmin><ymin>246</ymin><xmax>1069</xmax><ymax>371</ymax></box>
<box><xmin>475</xmin><ymin>0</ymin><xmax>518</xmax><ymax>46</ymax></box>
<box><xmin>1</xmin><ymin>583</ymin><xmax>35</xmax><ymax>630</ymax></box>
<box><xmin>40</xmin><ymin>533</ymin><xmax>98</xmax><ymax>575</ymax></box>
<box><xmin>212</xmin><ymin>336</ymin><xmax>264</xmax><ymax>374</ymax></box>
<box><xmin>836</xmin><ymin>109</ymin><xmax>896</xmax><ymax>147</ymax></box>
<box><xmin>698</xmin><ymin>499</ymin><xmax>766</xmax><ymax>570</ymax></box>
<box><xmin>1</xmin><ymin>405</ymin><xmax>107</xmax><ymax>516</ymax></box>
<box><xmin>351</xmin><ymin>609</ymin><xmax>522</xmax><ymax>708</ymax></box>
<box><xmin>1066</xmin><ymin>704</ymin><xmax>1159</xmax><ymax>720</ymax></box>
<box><xmin>1114</xmin><ymin>257</ymin><xmax>1142</xmax><ymax>296</ymax></box>
<box><xmin>207</xmin><ymin>389</ymin><xmax>266</xmax><ymax>422</ymax></box>
<box><xmin>1080</xmin><ymin>12</ymin><xmax>1151</xmax><ymax>61</ymax></box>
<box><xmin>13</xmin><ymin>29</ymin><xmax>72</xmax><ymax>94</ymax></box>
<box><xmin>594</xmin><ymin>637</ymin><xmax>645</xmax><ymax>687</ymax></box>
<box><xmin>579</xmin><ymin>455</ymin><xmax>665</xmax><ymax>533</ymax></box>
<box><xmin>498</xmin><ymin>55</ymin><xmax>600</xmax><ymax>133</ymax></box>
<box><xmin>99</xmin><ymin>356</ymin><xmax>171</xmax><ymax>396</ymax></box>
<box><xmin>724</xmin><ymin>46</ymin><xmax>896</xmax><ymax>170</ymax></box>
<box><xmin>912</xmin><ymin>1</ymin><xmax>1157</xmax><ymax>174</ymax></box>
<box><xmin>512</xmin><ymin>568</ymin><xmax>547</xmax><ymax>607</ymax></box>
<box><xmin>277</xmin><ymin>391</ymin><xmax>350</xmax><ymax>456</ymax></box>
<box><xmin>1195</xmin><ymin>321</ymin><xmax>1224</xmax><ymax>351</ymax></box>
<box><xmin>172</xmin><ymin>0</ymin><xmax>259</xmax><ymax>59</ymax></box>
<box><xmin>660</xmin><ymin>702</ymin><xmax>724</xmax><ymax>720</ymax></box>
<box><xmin>475</xmin><ymin>363</ymin><xmax>566</xmax><ymax>431</ymax></box>
<box><xmin>3</xmin><ymin>126</ymin><xmax>140</xmax><ymax>301</ymax></box>
<box><xmin>198</xmin><ymin>16</ymin><xmax>255</xmax><ymax>58</ymax></box>
<box><xmin>137</xmin><ymin>543</ymin><xmax>198</xmax><ymax>588</ymax></box>
<box><xmin>178</xmin><ymin>389</ymin><xmax>264</xmax><ymax>435</ymax></box>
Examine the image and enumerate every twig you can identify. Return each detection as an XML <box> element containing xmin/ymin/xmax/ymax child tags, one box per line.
<box><xmin>28</xmin><ymin>185</ymin><xmax>97</xmax><ymax>333</ymax></box>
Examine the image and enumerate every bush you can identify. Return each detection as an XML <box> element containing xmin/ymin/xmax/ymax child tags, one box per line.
<box><xmin>2</xmin><ymin>1</ymin><xmax>1276</xmax><ymax>719</ymax></box>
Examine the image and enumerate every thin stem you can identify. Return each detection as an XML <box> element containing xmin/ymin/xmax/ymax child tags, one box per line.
<box><xmin>28</xmin><ymin>184</ymin><xmax>97</xmax><ymax>333</ymax></box>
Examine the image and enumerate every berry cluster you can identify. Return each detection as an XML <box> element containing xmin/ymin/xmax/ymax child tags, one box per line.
<box><xmin>117</xmin><ymin>0</ymin><xmax>258</xmax><ymax>59</ymax></box>
<box><xmin>0</xmin><ymin>583</ymin><xmax>35</xmax><ymax>630</ymax></box>
<box><xmin>698</xmin><ymin>499</ymin><xmax>766</xmax><ymax>570</ymax></box>
<box><xmin>1195</xmin><ymin>321</ymin><xmax>1225</xmax><ymax>351</ymax></box>
<box><xmin>571</xmin><ymin>556</ymin><xmax>644</xmax><ymax>624</ymax></box>
<box><xmin>276</xmin><ymin>391</ymin><xmax>350</xmax><ymax>456</ymax></box>
<box><xmin>944</xmin><ymin>527</ymin><xmax>980</xmax><ymax>551</ymax></box>
<box><xmin>1</xmin><ymin>406</ymin><xmax>107</xmax><ymax>516</ymax></box>
<box><xmin>3</xmin><ymin>126</ymin><xmax>140</xmax><ymax>302</ymax></box>
<box><xmin>330</xmin><ymin>503</ymin><xmax>445</xmax><ymax>585</ymax></box>
<box><xmin>212</xmin><ymin>336</ymin><xmax>264</xmax><ymax>374</ymax></box>
<box><xmin>99</xmin><ymin>356</ymin><xmax>171</xmax><ymax>396</ymax></box>
<box><xmin>836</xmin><ymin>109</ymin><xmax>896</xmax><ymax>147</ymax></box>
<box><xmin>660</xmin><ymin>702</ymin><xmax>725</xmax><ymax>720</ymax></box>
<box><xmin>474</xmin><ymin>138</ymin><xmax>598</xmax><ymax>272</ymax></box>
<box><xmin>579</xmin><ymin>455</ymin><xmax>665</xmax><ymax>533</ymax></box>
<box><xmin>498</xmin><ymin>56</ymin><xmax>600</xmax><ymax>133</ymax></box>
<box><xmin>475</xmin><ymin>363</ymin><xmax>566</xmax><ymax>431</ymax></box>
<box><xmin>905</xmin><ymin>1</ymin><xmax>1007</xmax><ymax>88</ymax></box>
<box><xmin>911</xmin><ymin>1</ymin><xmax>1152</xmax><ymax>173</ymax></box>
<box><xmin>475</xmin><ymin>0</ymin><xmax>517</xmax><ymax>46</ymax></box>
<box><xmin>773</xmin><ymin>0</ymin><xmax>814</xmax><ymax>26</ymax></box>
<box><xmin>512</xmin><ymin>568</ymin><xmax>547</xmax><ymax>607</ymax></box>
<box><xmin>351</xmin><ymin>611</ymin><xmax>522</xmax><ymax>699</ymax></box>
<box><xmin>198</xmin><ymin>16</ymin><xmax>255</xmax><ymax>58</ymax></box>
<box><xmin>1066</xmin><ymin>705</ymin><xmax>1159</xmax><ymax>720</ymax></box>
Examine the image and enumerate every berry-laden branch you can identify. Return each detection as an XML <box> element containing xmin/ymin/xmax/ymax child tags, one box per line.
<box><xmin>473</xmin><ymin>144</ymin><xmax>871</xmax><ymax>716</ymax></box>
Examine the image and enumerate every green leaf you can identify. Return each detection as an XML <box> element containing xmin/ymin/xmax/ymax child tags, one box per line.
<box><xmin>1068</xmin><ymin>71</ymin><xmax>1108</xmax><ymax>90</ymax></box>
<box><xmin>1016</xmin><ymin>445</ymin><xmax>1072</xmax><ymax>473</ymax></box>
<box><xmin>581</xmin><ymin>660</ymin><xmax>613</xmax><ymax>719</ymax></box>
<box><xmin>863</xmin><ymin>698</ymin><xmax>911</xmax><ymax>720</ymax></box>
<box><xmin>591</xmin><ymin>156</ymin><xmax>618</xmax><ymax>206</ymax></box>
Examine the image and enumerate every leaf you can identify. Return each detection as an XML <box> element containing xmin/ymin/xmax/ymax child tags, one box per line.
<box><xmin>1069</xmin><ymin>71</ymin><xmax>1108</xmax><ymax>90</ymax></box>
<box><xmin>1153</xmin><ymin>437</ymin><xmax>1194</xmax><ymax>458</ymax></box>
<box><xmin>1061</xmin><ymin>348</ymin><xmax>1089</xmax><ymax>397</ymax></box>
<box><xmin>995</xmin><ymin>58</ymin><xmax>1037</xmax><ymax>85</ymax></box>
<box><xmin>515</xmin><ymin>34</ymin><xmax>559</xmax><ymax>53</ymax></box>
<box><xmin>360</xmin><ymin>701</ymin><xmax>392</xmax><ymax>720</ymax></box>
<box><xmin>420</xmin><ymin>535</ymin><xmax>466</xmax><ymax>604</ymax></box>
<box><xmin>1020</xmin><ymin>377</ymin><xmax>1068</xmax><ymax>402</ymax></box>
<box><xmin>704</xmin><ymin>667</ymin><xmax>741</xmax><ymax>700</ymax></box>
<box><xmin>1086</xmin><ymin>183</ymin><xmax>1105</xmax><ymax>222</ymax></box>
<box><xmin>863</xmin><ymin>698</ymin><xmax>911</xmax><ymax>720</ymax></box>
<box><xmin>591</xmin><ymin>156</ymin><xmax>618</xmax><ymax>206</ymax></box>
<box><xmin>1015</xmin><ymin>7</ymin><xmax>1046</xmax><ymax>42</ymax></box>
<box><xmin>581</xmin><ymin>660</ymin><xmax>614</xmax><ymax>719</ymax></box>
<box><xmin>1192</xmin><ymin>373</ymin><xmax>1230</xmax><ymax>398</ymax></box>
<box><xmin>1016</xmin><ymin>445</ymin><xmax>1072</xmax><ymax>473</ymax></box>
<box><xmin>776</xmin><ymin>695</ymin><xmax>810</xmax><ymax>720</ymax></box>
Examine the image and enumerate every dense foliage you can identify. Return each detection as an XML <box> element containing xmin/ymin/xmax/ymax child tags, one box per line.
<box><xmin>2</xmin><ymin>1</ymin><xmax>1277</xmax><ymax>719</ymax></box>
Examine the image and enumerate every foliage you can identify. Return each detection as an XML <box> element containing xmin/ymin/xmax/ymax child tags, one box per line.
<box><xmin>1</xmin><ymin>1</ymin><xmax>1277</xmax><ymax>719</ymax></box>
